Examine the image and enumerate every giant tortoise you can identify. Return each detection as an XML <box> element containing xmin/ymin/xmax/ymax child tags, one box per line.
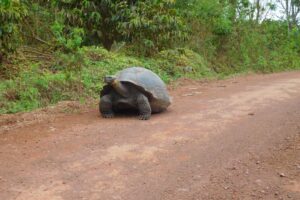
<box><xmin>99</xmin><ymin>67</ymin><xmax>171</xmax><ymax>120</ymax></box>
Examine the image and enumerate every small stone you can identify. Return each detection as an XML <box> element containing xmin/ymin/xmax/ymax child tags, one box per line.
<box><xmin>193</xmin><ymin>175</ymin><xmax>202</xmax><ymax>180</ymax></box>
<box><xmin>49</xmin><ymin>126</ymin><xmax>56</xmax><ymax>132</ymax></box>
<box><xmin>256</xmin><ymin>160</ymin><xmax>260</xmax><ymax>164</ymax></box>
<box><xmin>265</xmin><ymin>186</ymin><xmax>270</xmax><ymax>190</ymax></box>
<box><xmin>193</xmin><ymin>91</ymin><xmax>202</xmax><ymax>95</ymax></box>
<box><xmin>274</xmin><ymin>191</ymin><xmax>279</xmax><ymax>196</ymax></box>
<box><xmin>112</xmin><ymin>195</ymin><xmax>122</xmax><ymax>200</ymax></box>
<box><xmin>248</xmin><ymin>113</ymin><xmax>255</xmax><ymax>116</ymax></box>
<box><xmin>250</xmin><ymin>193</ymin><xmax>256</xmax><ymax>197</ymax></box>
<box><xmin>183</xmin><ymin>66</ymin><xmax>193</xmax><ymax>73</ymax></box>
<box><xmin>279</xmin><ymin>172</ymin><xmax>286</xmax><ymax>177</ymax></box>
<box><xmin>177</xmin><ymin>188</ymin><xmax>189</xmax><ymax>192</ymax></box>
<box><xmin>182</xmin><ymin>93</ymin><xmax>194</xmax><ymax>97</ymax></box>
<box><xmin>255</xmin><ymin>179</ymin><xmax>262</xmax><ymax>185</ymax></box>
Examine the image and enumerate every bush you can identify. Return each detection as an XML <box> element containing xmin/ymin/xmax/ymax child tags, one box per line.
<box><xmin>0</xmin><ymin>47</ymin><xmax>212</xmax><ymax>114</ymax></box>
<box><xmin>51</xmin><ymin>21</ymin><xmax>84</xmax><ymax>52</ymax></box>
<box><xmin>156</xmin><ymin>48</ymin><xmax>213</xmax><ymax>78</ymax></box>
<box><xmin>120</xmin><ymin>0</ymin><xmax>188</xmax><ymax>55</ymax></box>
<box><xmin>0</xmin><ymin>0</ymin><xmax>28</xmax><ymax>60</ymax></box>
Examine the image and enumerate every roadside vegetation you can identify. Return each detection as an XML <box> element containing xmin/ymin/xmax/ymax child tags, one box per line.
<box><xmin>0</xmin><ymin>0</ymin><xmax>300</xmax><ymax>114</ymax></box>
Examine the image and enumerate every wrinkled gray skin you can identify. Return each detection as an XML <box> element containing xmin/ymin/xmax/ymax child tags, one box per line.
<box><xmin>99</xmin><ymin>67</ymin><xmax>171</xmax><ymax>120</ymax></box>
<box><xmin>99</xmin><ymin>75</ymin><xmax>153</xmax><ymax>120</ymax></box>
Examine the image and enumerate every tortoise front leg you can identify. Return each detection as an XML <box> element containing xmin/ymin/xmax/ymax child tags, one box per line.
<box><xmin>137</xmin><ymin>94</ymin><xmax>151</xmax><ymax>120</ymax></box>
<box><xmin>100</xmin><ymin>94</ymin><xmax>114</xmax><ymax>118</ymax></box>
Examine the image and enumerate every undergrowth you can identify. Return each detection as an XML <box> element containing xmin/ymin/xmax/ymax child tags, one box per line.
<box><xmin>0</xmin><ymin>47</ymin><xmax>215</xmax><ymax>114</ymax></box>
<box><xmin>1</xmin><ymin>45</ymin><xmax>300</xmax><ymax>114</ymax></box>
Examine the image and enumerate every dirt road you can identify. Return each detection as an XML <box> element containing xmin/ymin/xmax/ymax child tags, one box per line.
<box><xmin>0</xmin><ymin>72</ymin><xmax>300</xmax><ymax>200</ymax></box>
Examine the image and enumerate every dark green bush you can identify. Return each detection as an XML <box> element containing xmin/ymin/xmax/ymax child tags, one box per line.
<box><xmin>0</xmin><ymin>0</ymin><xmax>27</xmax><ymax>59</ymax></box>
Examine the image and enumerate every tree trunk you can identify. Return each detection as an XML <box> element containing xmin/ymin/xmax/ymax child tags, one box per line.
<box><xmin>102</xmin><ymin>37</ymin><xmax>114</xmax><ymax>50</ymax></box>
<box><xmin>256</xmin><ymin>0</ymin><xmax>261</xmax><ymax>23</ymax></box>
<box><xmin>228</xmin><ymin>0</ymin><xmax>238</xmax><ymax>22</ymax></box>
<box><xmin>0</xmin><ymin>53</ymin><xmax>3</xmax><ymax>64</ymax></box>
<box><xmin>290</xmin><ymin>0</ymin><xmax>300</xmax><ymax>28</ymax></box>
<box><xmin>285</xmin><ymin>0</ymin><xmax>291</xmax><ymax>33</ymax></box>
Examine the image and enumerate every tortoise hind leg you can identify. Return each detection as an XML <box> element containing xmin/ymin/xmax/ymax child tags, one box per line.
<box><xmin>100</xmin><ymin>94</ymin><xmax>114</xmax><ymax>118</ymax></box>
<box><xmin>137</xmin><ymin>94</ymin><xmax>151</xmax><ymax>120</ymax></box>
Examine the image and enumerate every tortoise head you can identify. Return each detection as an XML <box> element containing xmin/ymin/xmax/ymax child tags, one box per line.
<box><xmin>104</xmin><ymin>75</ymin><xmax>129</xmax><ymax>97</ymax></box>
<box><xmin>104</xmin><ymin>75</ymin><xmax>116</xmax><ymax>85</ymax></box>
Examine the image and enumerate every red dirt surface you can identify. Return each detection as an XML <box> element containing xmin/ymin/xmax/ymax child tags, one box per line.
<box><xmin>0</xmin><ymin>72</ymin><xmax>300</xmax><ymax>200</ymax></box>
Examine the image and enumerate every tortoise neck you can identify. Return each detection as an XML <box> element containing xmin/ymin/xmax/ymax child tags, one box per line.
<box><xmin>112</xmin><ymin>80</ymin><xmax>129</xmax><ymax>97</ymax></box>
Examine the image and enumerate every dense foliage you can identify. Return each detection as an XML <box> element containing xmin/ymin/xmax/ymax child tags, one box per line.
<box><xmin>0</xmin><ymin>0</ymin><xmax>27</xmax><ymax>58</ymax></box>
<box><xmin>0</xmin><ymin>0</ymin><xmax>300</xmax><ymax>114</ymax></box>
<box><xmin>51</xmin><ymin>0</ymin><xmax>187</xmax><ymax>53</ymax></box>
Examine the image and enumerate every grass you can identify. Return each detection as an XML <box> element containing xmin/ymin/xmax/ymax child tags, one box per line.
<box><xmin>1</xmin><ymin>45</ymin><xmax>300</xmax><ymax>115</ymax></box>
<box><xmin>0</xmin><ymin>47</ymin><xmax>215</xmax><ymax>114</ymax></box>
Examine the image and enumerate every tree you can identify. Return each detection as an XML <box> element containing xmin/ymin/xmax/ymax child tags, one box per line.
<box><xmin>53</xmin><ymin>0</ymin><xmax>128</xmax><ymax>50</ymax></box>
<box><xmin>52</xmin><ymin>0</ymin><xmax>186</xmax><ymax>52</ymax></box>
<box><xmin>0</xmin><ymin>0</ymin><xmax>27</xmax><ymax>62</ymax></box>
<box><xmin>120</xmin><ymin>0</ymin><xmax>187</xmax><ymax>54</ymax></box>
<box><xmin>277</xmin><ymin>0</ymin><xmax>300</xmax><ymax>32</ymax></box>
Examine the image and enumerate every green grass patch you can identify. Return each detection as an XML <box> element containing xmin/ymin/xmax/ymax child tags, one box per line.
<box><xmin>1</xmin><ymin>45</ymin><xmax>299</xmax><ymax>115</ymax></box>
<box><xmin>0</xmin><ymin>47</ymin><xmax>214</xmax><ymax>114</ymax></box>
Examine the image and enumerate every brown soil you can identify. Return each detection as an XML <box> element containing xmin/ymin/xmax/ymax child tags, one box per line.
<box><xmin>0</xmin><ymin>72</ymin><xmax>300</xmax><ymax>200</ymax></box>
